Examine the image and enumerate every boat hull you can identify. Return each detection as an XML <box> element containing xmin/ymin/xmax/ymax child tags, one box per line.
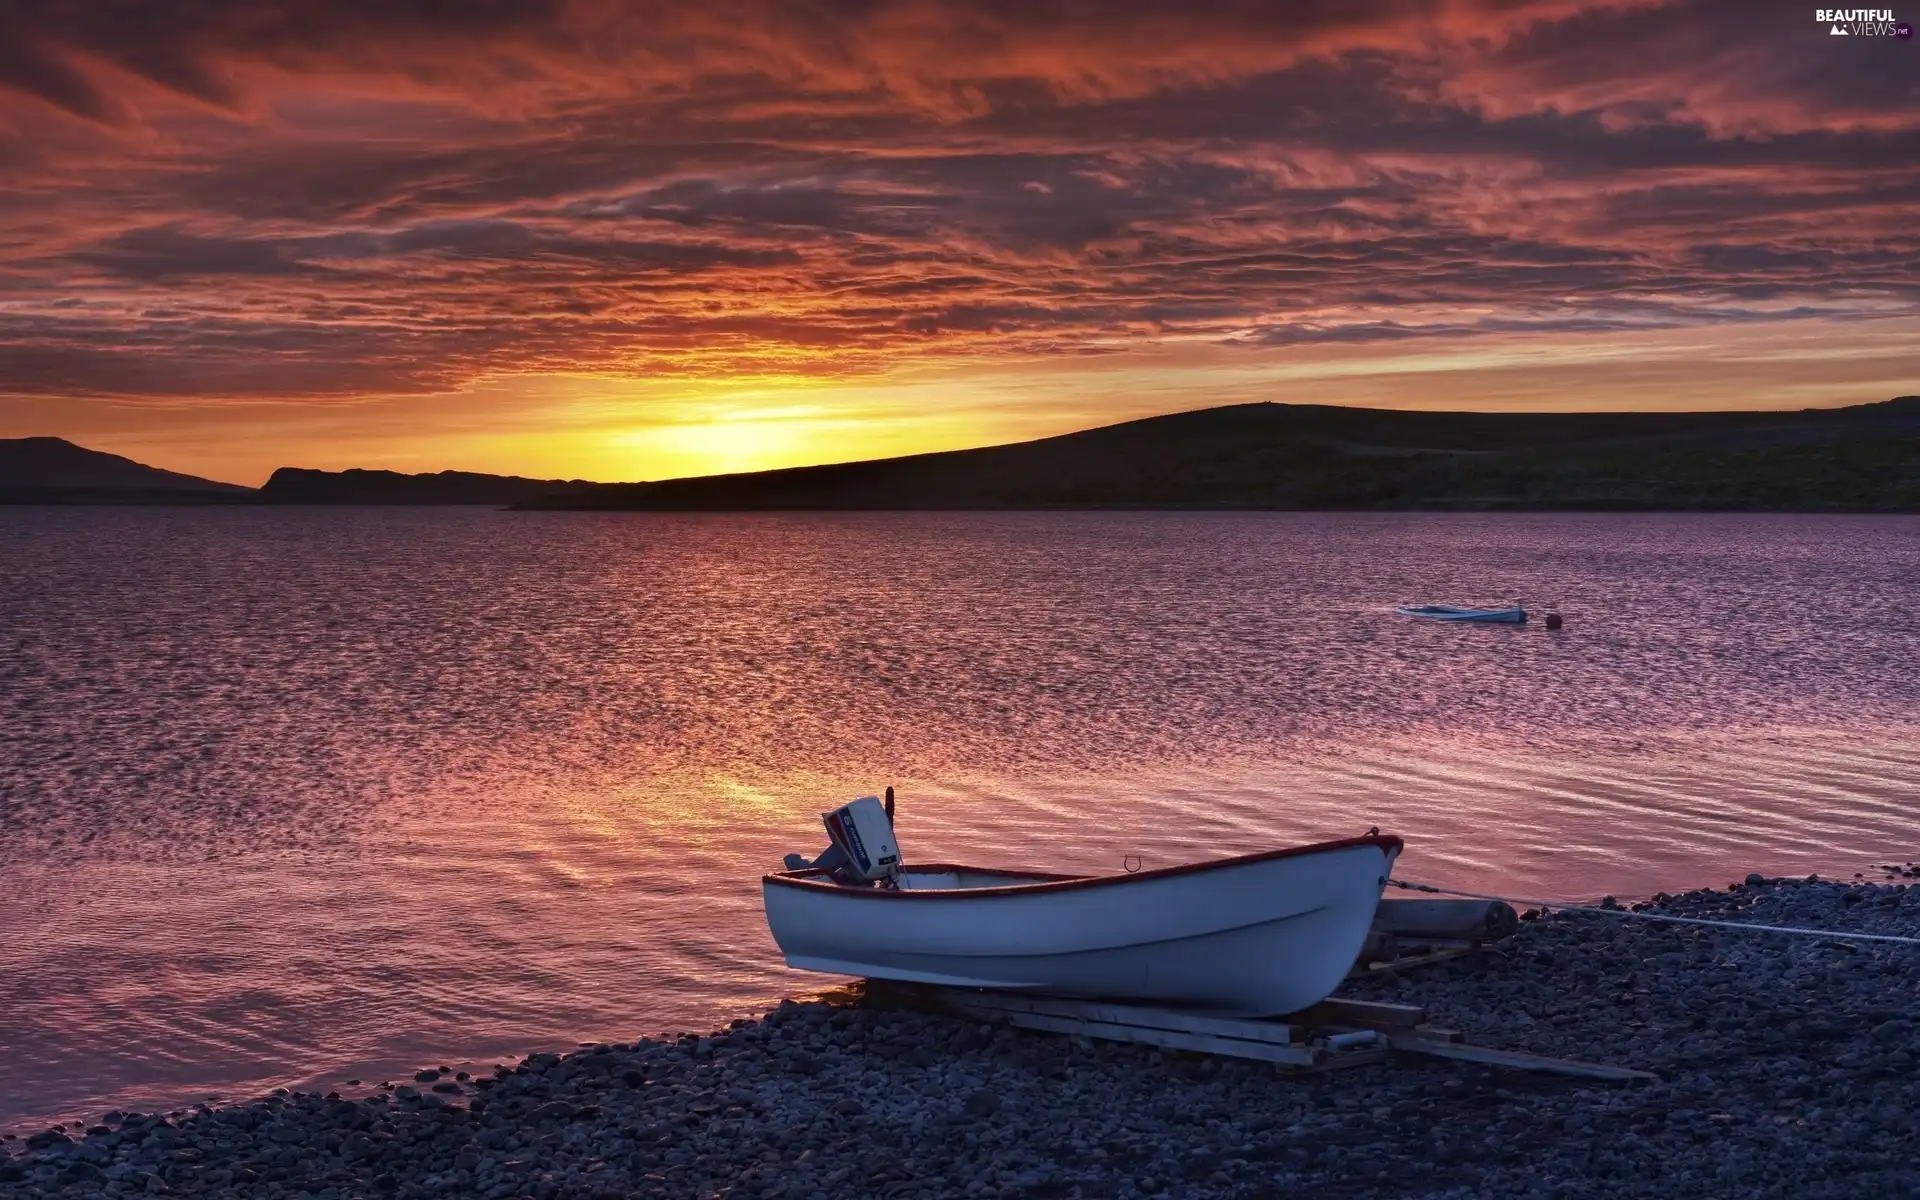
<box><xmin>762</xmin><ymin>835</ymin><xmax>1401</xmax><ymax>1016</ymax></box>
<box><xmin>1395</xmin><ymin>605</ymin><xmax>1526</xmax><ymax>623</ymax></box>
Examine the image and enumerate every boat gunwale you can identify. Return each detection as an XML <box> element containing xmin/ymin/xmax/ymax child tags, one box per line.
<box><xmin>762</xmin><ymin>833</ymin><xmax>1404</xmax><ymax>900</ymax></box>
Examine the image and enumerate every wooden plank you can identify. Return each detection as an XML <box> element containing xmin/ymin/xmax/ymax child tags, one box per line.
<box><xmin>1385</xmin><ymin>1034</ymin><xmax>1657</xmax><ymax>1082</ymax></box>
<box><xmin>884</xmin><ymin>982</ymin><xmax>1646</xmax><ymax>1083</ymax></box>
<box><xmin>937</xmin><ymin>990</ymin><xmax>1305</xmax><ymax>1047</ymax></box>
<box><xmin>1351</xmin><ymin>945</ymin><xmax>1475</xmax><ymax>976</ymax></box>
<box><xmin>1308</xmin><ymin>997</ymin><xmax>1429</xmax><ymax>1028</ymax></box>
<box><xmin>941</xmin><ymin>1004</ymin><xmax>1328</xmax><ymax>1066</ymax></box>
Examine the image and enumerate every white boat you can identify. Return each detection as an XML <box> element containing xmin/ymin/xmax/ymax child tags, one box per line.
<box><xmin>1395</xmin><ymin>603</ymin><xmax>1526</xmax><ymax>623</ymax></box>
<box><xmin>762</xmin><ymin>831</ymin><xmax>1403</xmax><ymax>1016</ymax></box>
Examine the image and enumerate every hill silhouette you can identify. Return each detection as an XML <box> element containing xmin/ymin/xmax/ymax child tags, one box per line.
<box><xmin>514</xmin><ymin>397</ymin><xmax>1920</xmax><ymax>512</ymax></box>
<box><xmin>257</xmin><ymin>466</ymin><xmax>591</xmax><ymax>505</ymax></box>
<box><xmin>0</xmin><ymin>436</ymin><xmax>252</xmax><ymax>504</ymax></box>
<box><xmin>0</xmin><ymin>437</ymin><xmax>246</xmax><ymax>490</ymax></box>
<box><xmin>7</xmin><ymin>399</ymin><xmax>1918</xmax><ymax>510</ymax></box>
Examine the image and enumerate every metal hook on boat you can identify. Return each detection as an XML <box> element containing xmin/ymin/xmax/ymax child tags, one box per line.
<box><xmin>1123</xmin><ymin>855</ymin><xmax>1142</xmax><ymax>874</ymax></box>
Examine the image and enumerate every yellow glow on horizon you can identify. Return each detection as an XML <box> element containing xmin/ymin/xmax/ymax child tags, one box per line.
<box><xmin>563</xmin><ymin>377</ymin><xmax>1037</xmax><ymax>482</ymax></box>
<box><xmin>17</xmin><ymin>315</ymin><xmax>1916</xmax><ymax>488</ymax></box>
<box><xmin>611</xmin><ymin>409</ymin><xmax>815</xmax><ymax>479</ymax></box>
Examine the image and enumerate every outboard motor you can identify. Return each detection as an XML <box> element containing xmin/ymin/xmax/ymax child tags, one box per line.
<box><xmin>782</xmin><ymin>789</ymin><xmax>903</xmax><ymax>887</ymax></box>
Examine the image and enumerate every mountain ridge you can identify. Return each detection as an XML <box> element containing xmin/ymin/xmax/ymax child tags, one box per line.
<box><xmin>512</xmin><ymin>396</ymin><xmax>1920</xmax><ymax>512</ymax></box>
<box><xmin>255</xmin><ymin>466</ymin><xmax>592</xmax><ymax>505</ymax></box>
<box><xmin>5</xmin><ymin>397</ymin><xmax>1918</xmax><ymax>510</ymax></box>
<box><xmin>0</xmin><ymin>436</ymin><xmax>248</xmax><ymax>491</ymax></box>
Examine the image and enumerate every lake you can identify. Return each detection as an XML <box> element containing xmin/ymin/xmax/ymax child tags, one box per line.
<box><xmin>2</xmin><ymin>509</ymin><xmax>1916</xmax><ymax>1131</ymax></box>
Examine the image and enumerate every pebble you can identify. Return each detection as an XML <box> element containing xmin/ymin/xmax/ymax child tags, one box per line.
<box><xmin>3</xmin><ymin>878</ymin><xmax>1915</xmax><ymax>1198</ymax></box>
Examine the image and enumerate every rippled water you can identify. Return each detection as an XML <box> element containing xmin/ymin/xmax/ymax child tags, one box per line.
<box><xmin>3</xmin><ymin>509</ymin><xmax>1917</xmax><ymax>1130</ymax></box>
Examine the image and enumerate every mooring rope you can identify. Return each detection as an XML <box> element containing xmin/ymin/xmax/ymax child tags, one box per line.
<box><xmin>1386</xmin><ymin>878</ymin><xmax>1920</xmax><ymax>947</ymax></box>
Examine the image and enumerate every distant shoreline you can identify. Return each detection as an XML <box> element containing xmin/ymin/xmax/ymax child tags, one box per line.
<box><xmin>5</xmin><ymin>494</ymin><xmax>1918</xmax><ymax>514</ymax></box>
<box><xmin>8</xmin><ymin>395</ymin><xmax>1917</xmax><ymax>511</ymax></box>
<box><xmin>513</xmin><ymin>396</ymin><xmax>1920</xmax><ymax>514</ymax></box>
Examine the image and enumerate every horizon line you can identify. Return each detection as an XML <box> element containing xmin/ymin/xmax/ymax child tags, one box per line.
<box><xmin>14</xmin><ymin>393</ymin><xmax>1918</xmax><ymax>492</ymax></box>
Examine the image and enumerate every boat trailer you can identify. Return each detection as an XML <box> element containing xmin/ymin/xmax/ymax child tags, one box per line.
<box><xmin>863</xmin><ymin>896</ymin><xmax>1655</xmax><ymax>1084</ymax></box>
<box><xmin>868</xmin><ymin>984</ymin><xmax>1652</xmax><ymax>1083</ymax></box>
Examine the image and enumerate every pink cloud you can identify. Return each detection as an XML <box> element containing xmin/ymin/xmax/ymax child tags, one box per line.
<box><xmin>0</xmin><ymin>0</ymin><xmax>1911</xmax><ymax>410</ymax></box>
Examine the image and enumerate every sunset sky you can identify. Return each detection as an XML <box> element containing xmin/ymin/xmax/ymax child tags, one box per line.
<box><xmin>2</xmin><ymin>0</ymin><xmax>1916</xmax><ymax>486</ymax></box>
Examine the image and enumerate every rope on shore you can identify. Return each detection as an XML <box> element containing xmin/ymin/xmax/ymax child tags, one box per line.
<box><xmin>1386</xmin><ymin>878</ymin><xmax>1920</xmax><ymax>947</ymax></box>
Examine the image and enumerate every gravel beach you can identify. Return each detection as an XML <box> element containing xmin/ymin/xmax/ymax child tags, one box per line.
<box><xmin>6</xmin><ymin>872</ymin><xmax>1918</xmax><ymax>1200</ymax></box>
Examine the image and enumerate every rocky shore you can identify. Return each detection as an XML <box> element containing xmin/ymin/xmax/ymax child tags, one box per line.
<box><xmin>5</xmin><ymin>872</ymin><xmax>1917</xmax><ymax>1200</ymax></box>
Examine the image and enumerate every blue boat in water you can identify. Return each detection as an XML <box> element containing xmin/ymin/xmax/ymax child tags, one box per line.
<box><xmin>1395</xmin><ymin>603</ymin><xmax>1527</xmax><ymax>624</ymax></box>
